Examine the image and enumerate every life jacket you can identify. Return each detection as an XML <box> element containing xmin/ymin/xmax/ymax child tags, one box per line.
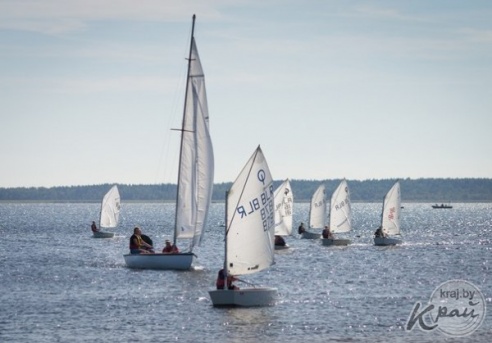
<box><xmin>216</xmin><ymin>269</ymin><xmax>226</xmax><ymax>289</ymax></box>
<box><xmin>129</xmin><ymin>234</ymin><xmax>143</xmax><ymax>249</ymax></box>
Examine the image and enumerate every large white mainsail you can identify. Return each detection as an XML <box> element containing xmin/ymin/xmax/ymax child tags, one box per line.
<box><xmin>381</xmin><ymin>181</ymin><xmax>401</xmax><ymax>236</ymax></box>
<box><xmin>309</xmin><ymin>184</ymin><xmax>326</xmax><ymax>229</ymax></box>
<box><xmin>226</xmin><ymin>146</ymin><xmax>275</xmax><ymax>276</ymax></box>
<box><xmin>99</xmin><ymin>185</ymin><xmax>120</xmax><ymax>229</ymax></box>
<box><xmin>123</xmin><ymin>15</ymin><xmax>210</xmax><ymax>269</ymax></box>
<box><xmin>274</xmin><ymin>179</ymin><xmax>293</xmax><ymax>236</ymax></box>
<box><xmin>329</xmin><ymin>179</ymin><xmax>352</xmax><ymax>233</ymax></box>
<box><xmin>174</xmin><ymin>27</ymin><xmax>214</xmax><ymax>249</ymax></box>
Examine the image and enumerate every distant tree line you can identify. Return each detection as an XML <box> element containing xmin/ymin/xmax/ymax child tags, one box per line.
<box><xmin>1</xmin><ymin>178</ymin><xmax>491</xmax><ymax>202</ymax></box>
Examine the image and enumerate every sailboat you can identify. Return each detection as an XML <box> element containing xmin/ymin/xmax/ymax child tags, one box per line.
<box><xmin>300</xmin><ymin>183</ymin><xmax>326</xmax><ymax>239</ymax></box>
<box><xmin>322</xmin><ymin>179</ymin><xmax>352</xmax><ymax>246</ymax></box>
<box><xmin>209</xmin><ymin>146</ymin><xmax>277</xmax><ymax>307</ymax></box>
<box><xmin>273</xmin><ymin>179</ymin><xmax>293</xmax><ymax>250</ymax></box>
<box><xmin>374</xmin><ymin>181</ymin><xmax>402</xmax><ymax>246</ymax></box>
<box><xmin>93</xmin><ymin>185</ymin><xmax>120</xmax><ymax>238</ymax></box>
<box><xmin>124</xmin><ymin>15</ymin><xmax>214</xmax><ymax>270</ymax></box>
<box><xmin>432</xmin><ymin>203</ymin><xmax>453</xmax><ymax>209</ymax></box>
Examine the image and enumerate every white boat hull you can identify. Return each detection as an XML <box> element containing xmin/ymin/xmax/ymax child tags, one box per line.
<box><xmin>301</xmin><ymin>231</ymin><xmax>321</xmax><ymax>239</ymax></box>
<box><xmin>208</xmin><ymin>287</ymin><xmax>277</xmax><ymax>307</ymax></box>
<box><xmin>374</xmin><ymin>237</ymin><xmax>402</xmax><ymax>246</ymax></box>
<box><xmin>93</xmin><ymin>231</ymin><xmax>115</xmax><ymax>238</ymax></box>
<box><xmin>321</xmin><ymin>238</ymin><xmax>351</xmax><ymax>246</ymax></box>
<box><xmin>123</xmin><ymin>253</ymin><xmax>194</xmax><ymax>270</ymax></box>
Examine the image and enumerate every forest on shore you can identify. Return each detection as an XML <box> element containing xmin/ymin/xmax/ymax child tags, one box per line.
<box><xmin>1</xmin><ymin>178</ymin><xmax>491</xmax><ymax>202</ymax></box>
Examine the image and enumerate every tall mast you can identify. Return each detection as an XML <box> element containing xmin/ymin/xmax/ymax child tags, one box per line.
<box><xmin>173</xmin><ymin>14</ymin><xmax>196</xmax><ymax>245</ymax></box>
<box><xmin>224</xmin><ymin>190</ymin><xmax>229</xmax><ymax>278</ymax></box>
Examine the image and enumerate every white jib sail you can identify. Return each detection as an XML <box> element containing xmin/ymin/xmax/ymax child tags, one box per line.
<box><xmin>329</xmin><ymin>179</ymin><xmax>352</xmax><ymax>233</ymax></box>
<box><xmin>274</xmin><ymin>179</ymin><xmax>293</xmax><ymax>236</ymax></box>
<box><xmin>309</xmin><ymin>184</ymin><xmax>326</xmax><ymax>229</ymax></box>
<box><xmin>226</xmin><ymin>146</ymin><xmax>275</xmax><ymax>276</ymax></box>
<box><xmin>382</xmin><ymin>181</ymin><xmax>401</xmax><ymax>236</ymax></box>
<box><xmin>99</xmin><ymin>185</ymin><xmax>120</xmax><ymax>229</ymax></box>
<box><xmin>175</xmin><ymin>37</ymin><xmax>214</xmax><ymax>247</ymax></box>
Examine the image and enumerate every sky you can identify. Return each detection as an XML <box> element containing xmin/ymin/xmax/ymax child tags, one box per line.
<box><xmin>1</xmin><ymin>0</ymin><xmax>491</xmax><ymax>188</ymax></box>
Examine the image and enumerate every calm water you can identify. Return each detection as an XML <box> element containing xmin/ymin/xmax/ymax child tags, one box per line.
<box><xmin>1</xmin><ymin>202</ymin><xmax>491</xmax><ymax>342</ymax></box>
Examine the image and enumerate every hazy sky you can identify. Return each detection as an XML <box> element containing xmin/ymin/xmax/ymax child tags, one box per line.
<box><xmin>1</xmin><ymin>1</ymin><xmax>491</xmax><ymax>188</ymax></box>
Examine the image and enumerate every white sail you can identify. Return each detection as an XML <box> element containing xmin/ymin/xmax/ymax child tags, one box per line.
<box><xmin>226</xmin><ymin>146</ymin><xmax>275</xmax><ymax>276</ymax></box>
<box><xmin>274</xmin><ymin>179</ymin><xmax>293</xmax><ymax>236</ymax></box>
<box><xmin>309</xmin><ymin>184</ymin><xmax>326</xmax><ymax>229</ymax></box>
<box><xmin>329</xmin><ymin>179</ymin><xmax>352</xmax><ymax>233</ymax></box>
<box><xmin>99</xmin><ymin>185</ymin><xmax>120</xmax><ymax>229</ymax></box>
<box><xmin>175</xmin><ymin>37</ymin><xmax>214</xmax><ymax>248</ymax></box>
<box><xmin>381</xmin><ymin>181</ymin><xmax>401</xmax><ymax>236</ymax></box>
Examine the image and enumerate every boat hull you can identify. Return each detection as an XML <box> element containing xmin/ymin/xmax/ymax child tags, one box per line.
<box><xmin>301</xmin><ymin>231</ymin><xmax>321</xmax><ymax>239</ymax></box>
<box><xmin>374</xmin><ymin>237</ymin><xmax>402</xmax><ymax>246</ymax></box>
<box><xmin>208</xmin><ymin>287</ymin><xmax>277</xmax><ymax>307</ymax></box>
<box><xmin>274</xmin><ymin>244</ymin><xmax>289</xmax><ymax>250</ymax></box>
<box><xmin>123</xmin><ymin>253</ymin><xmax>194</xmax><ymax>270</ymax></box>
<box><xmin>321</xmin><ymin>238</ymin><xmax>351</xmax><ymax>246</ymax></box>
<box><xmin>432</xmin><ymin>205</ymin><xmax>452</xmax><ymax>209</ymax></box>
<box><xmin>93</xmin><ymin>231</ymin><xmax>115</xmax><ymax>238</ymax></box>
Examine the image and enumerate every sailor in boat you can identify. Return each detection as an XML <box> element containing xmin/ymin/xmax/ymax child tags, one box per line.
<box><xmin>298</xmin><ymin>222</ymin><xmax>306</xmax><ymax>235</ymax></box>
<box><xmin>322</xmin><ymin>226</ymin><xmax>334</xmax><ymax>239</ymax></box>
<box><xmin>374</xmin><ymin>226</ymin><xmax>387</xmax><ymax>238</ymax></box>
<box><xmin>91</xmin><ymin>221</ymin><xmax>99</xmax><ymax>233</ymax></box>
<box><xmin>274</xmin><ymin>235</ymin><xmax>286</xmax><ymax>247</ymax></box>
<box><xmin>162</xmin><ymin>240</ymin><xmax>180</xmax><ymax>254</ymax></box>
<box><xmin>129</xmin><ymin>227</ymin><xmax>154</xmax><ymax>254</ymax></box>
<box><xmin>216</xmin><ymin>269</ymin><xmax>239</xmax><ymax>290</ymax></box>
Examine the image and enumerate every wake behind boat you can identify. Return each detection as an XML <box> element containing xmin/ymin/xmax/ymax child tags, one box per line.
<box><xmin>124</xmin><ymin>15</ymin><xmax>214</xmax><ymax>270</ymax></box>
<box><xmin>208</xmin><ymin>146</ymin><xmax>277</xmax><ymax>307</ymax></box>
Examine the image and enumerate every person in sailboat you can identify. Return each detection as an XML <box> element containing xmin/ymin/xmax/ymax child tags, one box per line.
<box><xmin>162</xmin><ymin>240</ymin><xmax>180</xmax><ymax>254</ymax></box>
<box><xmin>298</xmin><ymin>222</ymin><xmax>306</xmax><ymax>235</ymax></box>
<box><xmin>216</xmin><ymin>269</ymin><xmax>239</xmax><ymax>290</ymax></box>
<box><xmin>374</xmin><ymin>226</ymin><xmax>386</xmax><ymax>238</ymax></box>
<box><xmin>274</xmin><ymin>235</ymin><xmax>286</xmax><ymax>246</ymax></box>
<box><xmin>129</xmin><ymin>227</ymin><xmax>154</xmax><ymax>254</ymax></box>
<box><xmin>162</xmin><ymin>240</ymin><xmax>173</xmax><ymax>253</ymax></box>
<box><xmin>91</xmin><ymin>221</ymin><xmax>99</xmax><ymax>233</ymax></box>
<box><xmin>322</xmin><ymin>226</ymin><xmax>334</xmax><ymax>239</ymax></box>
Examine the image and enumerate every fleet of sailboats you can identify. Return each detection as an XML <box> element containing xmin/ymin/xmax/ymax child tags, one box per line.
<box><xmin>124</xmin><ymin>15</ymin><xmax>214</xmax><ymax>270</ymax></box>
<box><xmin>93</xmin><ymin>185</ymin><xmax>120</xmax><ymax>239</ymax></box>
<box><xmin>208</xmin><ymin>146</ymin><xmax>277</xmax><ymax>307</ymax></box>
<box><xmin>82</xmin><ymin>14</ymin><xmax>423</xmax><ymax>309</ymax></box>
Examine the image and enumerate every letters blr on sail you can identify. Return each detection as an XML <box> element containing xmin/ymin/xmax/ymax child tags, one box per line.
<box><xmin>236</xmin><ymin>184</ymin><xmax>275</xmax><ymax>233</ymax></box>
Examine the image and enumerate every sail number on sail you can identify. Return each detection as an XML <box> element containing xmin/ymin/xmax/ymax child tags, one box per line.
<box><xmin>334</xmin><ymin>197</ymin><xmax>349</xmax><ymax>211</ymax></box>
<box><xmin>388</xmin><ymin>206</ymin><xmax>396</xmax><ymax>220</ymax></box>
<box><xmin>275</xmin><ymin>200</ymin><xmax>293</xmax><ymax>216</ymax></box>
<box><xmin>236</xmin><ymin>184</ymin><xmax>275</xmax><ymax>232</ymax></box>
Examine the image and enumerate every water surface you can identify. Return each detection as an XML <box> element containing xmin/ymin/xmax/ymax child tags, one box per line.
<box><xmin>1</xmin><ymin>202</ymin><xmax>490</xmax><ymax>342</ymax></box>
